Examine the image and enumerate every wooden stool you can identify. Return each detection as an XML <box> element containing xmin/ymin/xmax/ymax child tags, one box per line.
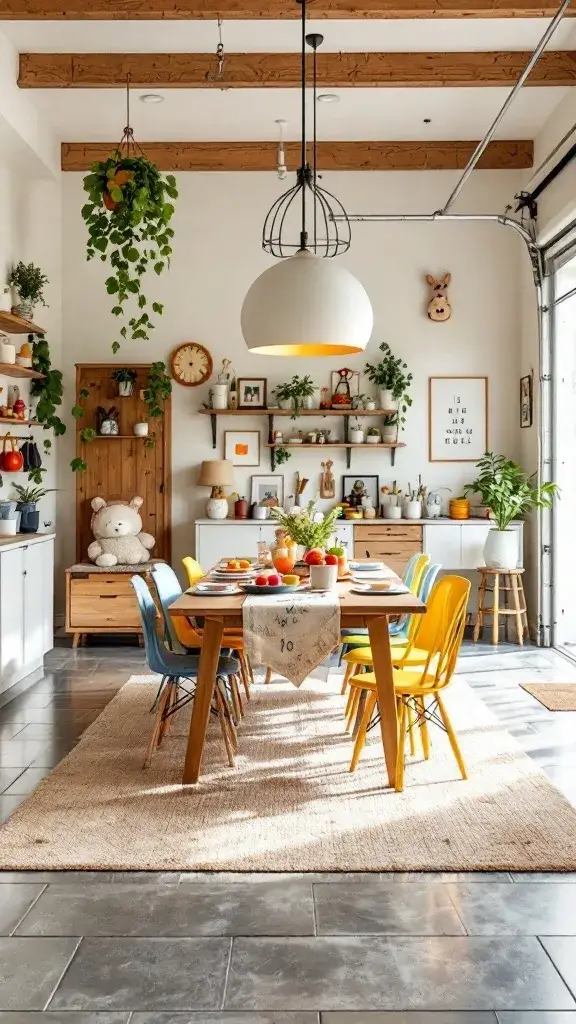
<box><xmin>473</xmin><ymin>567</ymin><xmax>528</xmax><ymax>646</ymax></box>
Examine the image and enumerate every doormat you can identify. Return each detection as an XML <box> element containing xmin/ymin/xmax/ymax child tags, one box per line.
<box><xmin>2</xmin><ymin>675</ymin><xmax>576</xmax><ymax>871</ymax></box>
<box><xmin>520</xmin><ymin>682</ymin><xmax>576</xmax><ymax>711</ymax></box>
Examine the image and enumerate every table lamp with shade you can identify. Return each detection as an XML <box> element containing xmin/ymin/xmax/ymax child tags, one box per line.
<box><xmin>198</xmin><ymin>460</ymin><xmax>234</xmax><ymax>520</ymax></box>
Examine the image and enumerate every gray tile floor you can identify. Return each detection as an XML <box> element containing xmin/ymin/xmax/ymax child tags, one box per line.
<box><xmin>1</xmin><ymin>639</ymin><xmax>576</xmax><ymax>1020</ymax></box>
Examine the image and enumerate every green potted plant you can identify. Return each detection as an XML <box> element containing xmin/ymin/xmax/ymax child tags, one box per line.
<box><xmin>8</xmin><ymin>262</ymin><xmax>49</xmax><ymax>319</ymax></box>
<box><xmin>270</xmin><ymin>500</ymin><xmax>341</xmax><ymax>555</ymax></box>
<box><xmin>272</xmin><ymin>375</ymin><xmax>318</xmax><ymax>417</ymax></box>
<box><xmin>365</xmin><ymin>342</ymin><xmax>413</xmax><ymax>425</ymax></box>
<box><xmin>381</xmin><ymin>412</ymin><xmax>398</xmax><ymax>443</ymax></box>
<box><xmin>349</xmin><ymin>418</ymin><xmax>364</xmax><ymax>444</ymax></box>
<box><xmin>366</xmin><ymin>425</ymin><xmax>380</xmax><ymax>444</ymax></box>
<box><xmin>111</xmin><ymin>367</ymin><xmax>138</xmax><ymax>397</ymax></box>
<box><xmin>82</xmin><ymin>153</ymin><xmax>178</xmax><ymax>353</ymax></box>
<box><xmin>11</xmin><ymin>483</ymin><xmax>56</xmax><ymax>534</ymax></box>
<box><xmin>464</xmin><ymin>452</ymin><xmax>559</xmax><ymax>568</ymax></box>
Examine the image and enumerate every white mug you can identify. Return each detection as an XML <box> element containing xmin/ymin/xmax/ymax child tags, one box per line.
<box><xmin>309</xmin><ymin>563</ymin><xmax>338</xmax><ymax>591</ymax></box>
<box><xmin>133</xmin><ymin>422</ymin><xmax>149</xmax><ymax>437</ymax></box>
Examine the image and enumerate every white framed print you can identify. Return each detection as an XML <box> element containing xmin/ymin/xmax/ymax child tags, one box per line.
<box><xmin>250</xmin><ymin>474</ymin><xmax>284</xmax><ymax>507</ymax></box>
<box><xmin>429</xmin><ymin>376</ymin><xmax>488</xmax><ymax>462</ymax></box>
<box><xmin>224</xmin><ymin>430</ymin><xmax>261</xmax><ymax>467</ymax></box>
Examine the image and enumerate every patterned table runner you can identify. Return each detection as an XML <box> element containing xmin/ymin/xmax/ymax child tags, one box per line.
<box><xmin>243</xmin><ymin>590</ymin><xmax>340</xmax><ymax>687</ymax></box>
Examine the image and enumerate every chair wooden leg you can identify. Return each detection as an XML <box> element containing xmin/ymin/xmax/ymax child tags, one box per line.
<box><xmin>407</xmin><ymin>700</ymin><xmax>416</xmax><ymax>757</ymax></box>
<box><xmin>218</xmin><ymin>679</ymin><xmax>239</xmax><ymax>752</ymax></box>
<box><xmin>238</xmin><ymin>651</ymin><xmax>251</xmax><ymax>700</ymax></box>
<box><xmin>265</xmin><ymin>666</ymin><xmax>272</xmax><ymax>685</ymax></box>
<box><xmin>230</xmin><ymin>674</ymin><xmax>244</xmax><ymax>719</ymax></box>
<box><xmin>143</xmin><ymin>681</ymin><xmax>171</xmax><ymax>768</ymax></box>
<box><xmin>510</xmin><ymin>574</ymin><xmax>524</xmax><ymax>646</ymax></box>
<box><xmin>395</xmin><ymin>699</ymin><xmax>408</xmax><ymax>792</ymax></box>
<box><xmin>157</xmin><ymin>682</ymin><xmax>176</xmax><ymax>746</ymax></box>
<box><xmin>341</xmin><ymin>661</ymin><xmax>354</xmax><ymax>696</ymax></box>
<box><xmin>215</xmin><ymin>686</ymin><xmax>235</xmax><ymax>768</ymax></box>
<box><xmin>344</xmin><ymin>681</ymin><xmax>356</xmax><ymax>720</ymax></box>
<box><xmin>346</xmin><ymin>686</ymin><xmax>361</xmax><ymax>733</ymax></box>
<box><xmin>492</xmin><ymin>572</ymin><xmax>500</xmax><ymax>645</ymax></box>
<box><xmin>437</xmin><ymin>693</ymin><xmax>468</xmax><ymax>780</ymax></box>
<box><xmin>417</xmin><ymin>696</ymin><xmax>431</xmax><ymax>759</ymax></box>
<box><xmin>349</xmin><ymin>691</ymin><xmax>377</xmax><ymax>772</ymax></box>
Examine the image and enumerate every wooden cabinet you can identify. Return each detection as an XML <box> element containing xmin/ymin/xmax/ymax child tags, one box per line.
<box><xmin>65</xmin><ymin>564</ymin><xmax>158</xmax><ymax>646</ymax></box>
<box><xmin>353</xmin><ymin>523</ymin><xmax>423</xmax><ymax>576</ymax></box>
<box><xmin>0</xmin><ymin>536</ymin><xmax>54</xmax><ymax>696</ymax></box>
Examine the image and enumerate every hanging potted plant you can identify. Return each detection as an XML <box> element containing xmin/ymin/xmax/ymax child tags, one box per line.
<box><xmin>464</xmin><ymin>452</ymin><xmax>559</xmax><ymax>569</ymax></box>
<box><xmin>8</xmin><ymin>262</ymin><xmax>49</xmax><ymax>320</ymax></box>
<box><xmin>365</xmin><ymin>342</ymin><xmax>413</xmax><ymax>423</ymax></box>
<box><xmin>111</xmin><ymin>367</ymin><xmax>137</xmax><ymax>397</ymax></box>
<box><xmin>81</xmin><ymin>86</ymin><xmax>178</xmax><ymax>354</ymax></box>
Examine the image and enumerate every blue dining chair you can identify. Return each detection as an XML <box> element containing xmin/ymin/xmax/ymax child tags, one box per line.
<box><xmin>130</xmin><ymin>574</ymin><xmax>241</xmax><ymax>769</ymax></box>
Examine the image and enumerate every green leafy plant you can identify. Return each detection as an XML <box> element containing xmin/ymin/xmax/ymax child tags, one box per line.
<box><xmin>29</xmin><ymin>335</ymin><xmax>66</xmax><ymax>483</ymax></box>
<box><xmin>382</xmin><ymin>412</ymin><xmax>398</xmax><ymax>426</ymax></box>
<box><xmin>10</xmin><ymin>483</ymin><xmax>56</xmax><ymax>506</ymax></box>
<box><xmin>9</xmin><ymin>262</ymin><xmax>49</xmax><ymax>306</ymax></box>
<box><xmin>365</xmin><ymin>342</ymin><xmax>413</xmax><ymax>425</ymax></box>
<box><xmin>80</xmin><ymin>427</ymin><xmax>97</xmax><ymax>443</ymax></box>
<box><xmin>143</xmin><ymin>361</ymin><xmax>172</xmax><ymax>418</ymax></box>
<box><xmin>274</xmin><ymin>446</ymin><xmax>292</xmax><ymax>465</ymax></box>
<box><xmin>81</xmin><ymin>153</ymin><xmax>178</xmax><ymax>352</ymax></box>
<box><xmin>272</xmin><ymin>375</ymin><xmax>317</xmax><ymax>419</ymax></box>
<box><xmin>463</xmin><ymin>452</ymin><xmax>559</xmax><ymax>531</ymax></box>
<box><xmin>270</xmin><ymin>500</ymin><xmax>341</xmax><ymax>549</ymax></box>
<box><xmin>367</xmin><ymin>426</ymin><xmax>380</xmax><ymax>436</ymax></box>
<box><xmin>71</xmin><ymin>457</ymin><xmax>87</xmax><ymax>473</ymax></box>
<box><xmin>111</xmin><ymin>367</ymin><xmax>137</xmax><ymax>384</ymax></box>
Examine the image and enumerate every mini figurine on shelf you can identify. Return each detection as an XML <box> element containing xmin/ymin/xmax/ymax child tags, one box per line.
<box><xmin>319</xmin><ymin>387</ymin><xmax>331</xmax><ymax>410</ymax></box>
<box><xmin>12</xmin><ymin>396</ymin><xmax>27</xmax><ymax>420</ymax></box>
<box><xmin>96</xmin><ymin>406</ymin><xmax>120</xmax><ymax>436</ymax></box>
<box><xmin>331</xmin><ymin>367</ymin><xmax>355</xmax><ymax>409</ymax></box>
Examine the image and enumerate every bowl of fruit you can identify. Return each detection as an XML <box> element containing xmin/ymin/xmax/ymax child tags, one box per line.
<box><xmin>240</xmin><ymin>572</ymin><xmax>302</xmax><ymax>595</ymax></box>
<box><xmin>213</xmin><ymin>559</ymin><xmax>256</xmax><ymax>577</ymax></box>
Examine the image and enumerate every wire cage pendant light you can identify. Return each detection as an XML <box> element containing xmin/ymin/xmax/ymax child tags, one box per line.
<box><xmin>262</xmin><ymin>0</ymin><xmax>351</xmax><ymax>258</ymax></box>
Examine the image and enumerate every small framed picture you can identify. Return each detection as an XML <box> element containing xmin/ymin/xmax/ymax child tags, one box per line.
<box><xmin>251</xmin><ymin>474</ymin><xmax>284</xmax><ymax>507</ymax></box>
<box><xmin>224</xmin><ymin>430</ymin><xmax>261</xmax><ymax>467</ymax></box>
<box><xmin>520</xmin><ymin>374</ymin><xmax>533</xmax><ymax>428</ymax></box>
<box><xmin>342</xmin><ymin>474</ymin><xmax>380</xmax><ymax>510</ymax></box>
<box><xmin>237</xmin><ymin>377</ymin><xmax>267</xmax><ymax>410</ymax></box>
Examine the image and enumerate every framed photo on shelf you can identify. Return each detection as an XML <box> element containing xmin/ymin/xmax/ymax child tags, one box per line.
<box><xmin>429</xmin><ymin>376</ymin><xmax>488</xmax><ymax>462</ymax></box>
<box><xmin>237</xmin><ymin>377</ymin><xmax>267</xmax><ymax>410</ymax></box>
<box><xmin>520</xmin><ymin>374</ymin><xmax>533</xmax><ymax>428</ymax></box>
<box><xmin>342</xmin><ymin>474</ymin><xmax>379</xmax><ymax>510</ymax></box>
<box><xmin>224</xmin><ymin>430</ymin><xmax>261</xmax><ymax>467</ymax></box>
<box><xmin>250</xmin><ymin>474</ymin><xmax>284</xmax><ymax>507</ymax></box>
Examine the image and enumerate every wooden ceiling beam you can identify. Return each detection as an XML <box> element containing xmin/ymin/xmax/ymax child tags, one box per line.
<box><xmin>2</xmin><ymin>0</ymin><xmax>574</xmax><ymax>18</ymax></box>
<box><xmin>20</xmin><ymin>50</ymin><xmax>576</xmax><ymax>87</ymax></box>
<box><xmin>61</xmin><ymin>139</ymin><xmax>534</xmax><ymax>170</ymax></box>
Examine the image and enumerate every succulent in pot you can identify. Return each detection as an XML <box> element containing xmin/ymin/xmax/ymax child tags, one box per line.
<box><xmin>366</xmin><ymin>426</ymin><xmax>381</xmax><ymax>444</ymax></box>
<box><xmin>111</xmin><ymin>367</ymin><xmax>137</xmax><ymax>397</ymax></box>
<box><xmin>349</xmin><ymin>418</ymin><xmax>364</xmax><ymax>444</ymax></box>
<box><xmin>381</xmin><ymin>412</ymin><xmax>398</xmax><ymax>443</ymax></box>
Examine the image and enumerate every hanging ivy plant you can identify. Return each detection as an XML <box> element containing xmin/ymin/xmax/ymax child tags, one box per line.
<box><xmin>81</xmin><ymin>154</ymin><xmax>178</xmax><ymax>354</ymax></box>
<box><xmin>144</xmin><ymin>360</ymin><xmax>172</xmax><ymax>419</ymax></box>
<box><xmin>29</xmin><ymin>334</ymin><xmax>66</xmax><ymax>484</ymax></box>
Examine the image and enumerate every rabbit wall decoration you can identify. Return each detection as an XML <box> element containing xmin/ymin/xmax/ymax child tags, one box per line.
<box><xmin>426</xmin><ymin>272</ymin><xmax>452</xmax><ymax>322</ymax></box>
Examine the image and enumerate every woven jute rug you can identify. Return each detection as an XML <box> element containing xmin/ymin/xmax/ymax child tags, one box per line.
<box><xmin>520</xmin><ymin>682</ymin><xmax>576</xmax><ymax>711</ymax></box>
<box><xmin>2</xmin><ymin>674</ymin><xmax>576</xmax><ymax>872</ymax></box>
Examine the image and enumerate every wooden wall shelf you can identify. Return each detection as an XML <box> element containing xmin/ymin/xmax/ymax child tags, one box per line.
<box><xmin>0</xmin><ymin>311</ymin><xmax>46</xmax><ymax>335</ymax></box>
<box><xmin>0</xmin><ymin>362</ymin><xmax>44</xmax><ymax>380</ymax></box>
<box><xmin>0</xmin><ymin>418</ymin><xmax>40</xmax><ymax>426</ymax></box>
<box><xmin>198</xmin><ymin>407</ymin><xmax>395</xmax><ymax>417</ymax></box>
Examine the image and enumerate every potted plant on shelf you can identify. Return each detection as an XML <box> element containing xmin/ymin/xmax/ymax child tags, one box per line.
<box><xmin>365</xmin><ymin>342</ymin><xmax>413</xmax><ymax>424</ymax></box>
<box><xmin>381</xmin><ymin>412</ymin><xmax>398</xmax><ymax>443</ymax></box>
<box><xmin>366</xmin><ymin>425</ymin><xmax>380</xmax><ymax>444</ymax></box>
<box><xmin>272</xmin><ymin>375</ymin><xmax>318</xmax><ymax>417</ymax></box>
<box><xmin>463</xmin><ymin>452</ymin><xmax>559</xmax><ymax>569</ymax></box>
<box><xmin>11</xmin><ymin>483</ymin><xmax>55</xmax><ymax>534</ymax></box>
<box><xmin>111</xmin><ymin>367</ymin><xmax>138</xmax><ymax>397</ymax></box>
<box><xmin>8</xmin><ymin>262</ymin><xmax>49</xmax><ymax>320</ymax></box>
<box><xmin>349</xmin><ymin>418</ymin><xmax>364</xmax><ymax>444</ymax></box>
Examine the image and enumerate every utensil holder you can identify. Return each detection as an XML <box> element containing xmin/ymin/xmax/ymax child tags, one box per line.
<box><xmin>309</xmin><ymin>563</ymin><xmax>338</xmax><ymax>590</ymax></box>
<box><xmin>384</xmin><ymin>504</ymin><xmax>402</xmax><ymax>519</ymax></box>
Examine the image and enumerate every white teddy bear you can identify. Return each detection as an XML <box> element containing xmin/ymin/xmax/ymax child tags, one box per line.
<box><xmin>87</xmin><ymin>496</ymin><xmax>155</xmax><ymax>568</ymax></box>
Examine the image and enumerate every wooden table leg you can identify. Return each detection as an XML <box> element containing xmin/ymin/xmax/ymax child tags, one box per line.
<box><xmin>368</xmin><ymin>614</ymin><xmax>397</xmax><ymax>789</ymax></box>
<box><xmin>182</xmin><ymin>615</ymin><xmax>224</xmax><ymax>785</ymax></box>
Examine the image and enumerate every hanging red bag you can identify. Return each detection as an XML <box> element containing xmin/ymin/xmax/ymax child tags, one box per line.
<box><xmin>2</xmin><ymin>434</ymin><xmax>24</xmax><ymax>472</ymax></box>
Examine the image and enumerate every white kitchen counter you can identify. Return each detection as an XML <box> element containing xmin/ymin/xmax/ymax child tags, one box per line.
<box><xmin>0</xmin><ymin>531</ymin><xmax>55</xmax><ymax>550</ymax></box>
<box><xmin>193</xmin><ymin>517</ymin><xmax>511</xmax><ymax>526</ymax></box>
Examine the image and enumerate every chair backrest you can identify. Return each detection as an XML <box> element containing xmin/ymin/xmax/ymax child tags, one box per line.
<box><xmin>130</xmin><ymin>574</ymin><xmax>171</xmax><ymax>676</ymax></box>
<box><xmin>182</xmin><ymin>556</ymin><xmax>205</xmax><ymax>587</ymax></box>
<box><xmin>420</xmin><ymin>562</ymin><xmax>442</xmax><ymax>603</ymax></box>
<box><xmin>150</xmin><ymin>562</ymin><xmax>185</xmax><ymax>652</ymax></box>
<box><xmin>407</xmin><ymin>552</ymin><xmax>430</xmax><ymax>595</ymax></box>
<box><xmin>402</xmin><ymin>553</ymin><xmax>420</xmax><ymax>588</ymax></box>
<box><xmin>400</xmin><ymin>555</ymin><xmax>434</xmax><ymax>643</ymax></box>
<box><xmin>410</xmin><ymin>575</ymin><xmax>471</xmax><ymax>689</ymax></box>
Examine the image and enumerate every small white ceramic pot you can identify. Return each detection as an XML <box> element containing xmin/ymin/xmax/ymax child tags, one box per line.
<box><xmin>212</xmin><ymin>383</ymin><xmax>228</xmax><ymax>396</ymax></box>
<box><xmin>0</xmin><ymin>518</ymin><xmax>17</xmax><ymax>536</ymax></box>
<box><xmin>0</xmin><ymin>341</ymin><xmax>16</xmax><ymax>364</ymax></box>
<box><xmin>366</xmin><ymin>434</ymin><xmax>380</xmax><ymax>444</ymax></box>
<box><xmin>278</xmin><ymin>398</ymin><xmax>293</xmax><ymax>410</ymax></box>
<box><xmin>211</xmin><ymin>393</ymin><xmax>228</xmax><ymax>410</ymax></box>
<box><xmin>484</xmin><ymin>528</ymin><xmax>517</xmax><ymax>569</ymax></box>
<box><xmin>384</xmin><ymin>504</ymin><xmax>402</xmax><ymax>519</ymax></box>
<box><xmin>379</xmin><ymin>389</ymin><xmax>396</xmax><ymax>410</ymax></box>
<box><xmin>349</xmin><ymin>428</ymin><xmax>364</xmax><ymax>444</ymax></box>
<box><xmin>302</xmin><ymin>395</ymin><xmax>314</xmax><ymax>410</ymax></box>
<box><xmin>404</xmin><ymin>500</ymin><xmax>422</xmax><ymax>520</ymax></box>
<box><xmin>206</xmin><ymin>497</ymin><xmax>229</xmax><ymax>520</ymax></box>
<box><xmin>133</xmin><ymin>422</ymin><xmax>149</xmax><ymax>437</ymax></box>
<box><xmin>117</xmin><ymin>380</ymin><xmax>134</xmax><ymax>397</ymax></box>
<box><xmin>309</xmin><ymin>563</ymin><xmax>338</xmax><ymax>591</ymax></box>
<box><xmin>364</xmin><ymin>400</ymin><xmax>376</xmax><ymax>411</ymax></box>
<box><xmin>382</xmin><ymin>426</ymin><xmax>398</xmax><ymax>443</ymax></box>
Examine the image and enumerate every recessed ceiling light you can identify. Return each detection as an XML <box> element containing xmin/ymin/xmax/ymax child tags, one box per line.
<box><xmin>317</xmin><ymin>93</ymin><xmax>339</xmax><ymax>104</ymax></box>
<box><xmin>139</xmin><ymin>93</ymin><xmax>164</xmax><ymax>104</ymax></box>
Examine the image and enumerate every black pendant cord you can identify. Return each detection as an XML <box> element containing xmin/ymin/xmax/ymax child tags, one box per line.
<box><xmin>312</xmin><ymin>42</ymin><xmax>317</xmax><ymax>248</ymax></box>
<box><xmin>300</xmin><ymin>0</ymin><xmax>307</xmax><ymax>250</ymax></box>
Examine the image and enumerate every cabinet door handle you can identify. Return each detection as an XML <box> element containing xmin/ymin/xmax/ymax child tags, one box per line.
<box><xmin>100</xmin><ymin>595</ymin><xmax>118</xmax><ymax>599</ymax></box>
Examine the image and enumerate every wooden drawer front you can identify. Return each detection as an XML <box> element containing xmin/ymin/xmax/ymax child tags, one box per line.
<box><xmin>70</xmin><ymin>574</ymin><xmax>138</xmax><ymax>598</ymax></box>
<box><xmin>354</xmin><ymin>540</ymin><xmax>422</xmax><ymax>578</ymax></box>
<box><xmin>70</xmin><ymin>577</ymin><xmax>142</xmax><ymax>628</ymax></box>
<box><xmin>354</xmin><ymin>524</ymin><xmax>422</xmax><ymax>542</ymax></box>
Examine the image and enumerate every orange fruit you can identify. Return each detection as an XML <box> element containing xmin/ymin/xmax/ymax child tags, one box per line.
<box><xmin>238</xmin><ymin>559</ymin><xmax>251</xmax><ymax>569</ymax></box>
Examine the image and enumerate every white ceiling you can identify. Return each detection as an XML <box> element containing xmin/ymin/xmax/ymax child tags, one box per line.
<box><xmin>2</xmin><ymin>17</ymin><xmax>575</xmax><ymax>145</ymax></box>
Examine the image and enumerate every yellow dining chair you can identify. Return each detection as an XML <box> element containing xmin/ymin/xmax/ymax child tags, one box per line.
<box><xmin>181</xmin><ymin>554</ymin><xmax>254</xmax><ymax>696</ymax></box>
<box><xmin>346</xmin><ymin>575</ymin><xmax>471</xmax><ymax>790</ymax></box>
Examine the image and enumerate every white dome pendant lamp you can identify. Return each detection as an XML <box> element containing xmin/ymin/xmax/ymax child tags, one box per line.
<box><xmin>241</xmin><ymin>1</ymin><xmax>373</xmax><ymax>357</ymax></box>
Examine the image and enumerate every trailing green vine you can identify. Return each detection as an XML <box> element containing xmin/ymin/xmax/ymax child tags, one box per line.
<box><xmin>29</xmin><ymin>335</ymin><xmax>66</xmax><ymax>484</ymax></box>
<box><xmin>81</xmin><ymin>154</ymin><xmax>178</xmax><ymax>354</ymax></box>
<box><xmin>144</xmin><ymin>361</ymin><xmax>172</xmax><ymax>418</ymax></box>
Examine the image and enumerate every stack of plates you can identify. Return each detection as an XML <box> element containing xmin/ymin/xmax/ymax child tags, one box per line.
<box><xmin>189</xmin><ymin>581</ymin><xmax>240</xmax><ymax>595</ymax></box>
<box><xmin>349</xmin><ymin>560</ymin><xmax>384</xmax><ymax>572</ymax></box>
<box><xmin>350</xmin><ymin>583</ymin><xmax>409</xmax><ymax>596</ymax></box>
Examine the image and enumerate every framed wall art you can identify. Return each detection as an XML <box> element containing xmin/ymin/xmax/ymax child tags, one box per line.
<box><xmin>237</xmin><ymin>377</ymin><xmax>267</xmax><ymax>410</ymax></box>
<box><xmin>520</xmin><ymin>374</ymin><xmax>533</xmax><ymax>428</ymax></box>
<box><xmin>342</xmin><ymin>474</ymin><xmax>380</xmax><ymax>510</ymax></box>
<box><xmin>429</xmin><ymin>376</ymin><xmax>488</xmax><ymax>462</ymax></box>
<box><xmin>224</xmin><ymin>430</ymin><xmax>261</xmax><ymax>467</ymax></box>
<box><xmin>250</xmin><ymin>474</ymin><xmax>284</xmax><ymax>506</ymax></box>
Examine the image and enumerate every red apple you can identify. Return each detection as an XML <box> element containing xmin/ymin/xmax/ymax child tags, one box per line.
<box><xmin>267</xmin><ymin>574</ymin><xmax>281</xmax><ymax>586</ymax></box>
<box><xmin>255</xmin><ymin>575</ymin><xmax>268</xmax><ymax>586</ymax></box>
<box><xmin>325</xmin><ymin>553</ymin><xmax>338</xmax><ymax>565</ymax></box>
<box><xmin>304</xmin><ymin>548</ymin><xmax>324</xmax><ymax>566</ymax></box>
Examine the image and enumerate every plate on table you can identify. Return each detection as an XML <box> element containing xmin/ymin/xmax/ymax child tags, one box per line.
<box><xmin>240</xmin><ymin>583</ymin><xmax>303</xmax><ymax>595</ymax></box>
<box><xmin>189</xmin><ymin>582</ymin><xmax>241</xmax><ymax>595</ymax></box>
<box><xmin>350</xmin><ymin>584</ymin><xmax>409</xmax><ymax>596</ymax></box>
<box><xmin>212</xmin><ymin>569</ymin><xmax>258</xmax><ymax>579</ymax></box>
<box><xmin>349</xmin><ymin>561</ymin><xmax>384</xmax><ymax>572</ymax></box>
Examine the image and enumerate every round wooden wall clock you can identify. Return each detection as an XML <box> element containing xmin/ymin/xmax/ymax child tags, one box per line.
<box><xmin>171</xmin><ymin>342</ymin><xmax>213</xmax><ymax>386</ymax></box>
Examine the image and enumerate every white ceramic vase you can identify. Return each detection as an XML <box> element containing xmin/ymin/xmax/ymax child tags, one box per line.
<box><xmin>379</xmin><ymin>389</ymin><xmax>396</xmax><ymax>409</ymax></box>
<box><xmin>484</xmin><ymin>528</ymin><xmax>517</xmax><ymax>569</ymax></box>
<box><xmin>206</xmin><ymin>497</ymin><xmax>229</xmax><ymax>520</ymax></box>
<box><xmin>384</xmin><ymin>504</ymin><xmax>402</xmax><ymax>520</ymax></box>
<box><xmin>118</xmin><ymin>380</ymin><xmax>134</xmax><ymax>397</ymax></box>
<box><xmin>382</xmin><ymin>426</ymin><xmax>398</xmax><ymax>443</ymax></box>
<box><xmin>133</xmin><ymin>422</ymin><xmax>149</xmax><ymax>437</ymax></box>
<box><xmin>364</xmin><ymin>400</ymin><xmax>376</xmax><ymax>411</ymax></box>
<box><xmin>349</xmin><ymin>428</ymin><xmax>364</xmax><ymax>444</ymax></box>
<box><xmin>278</xmin><ymin>398</ymin><xmax>293</xmax><ymax>410</ymax></box>
<box><xmin>309</xmin><ymin>563</ymin><xmax>338</xmax><ymax>591</ymax></box>
<box><xmin>404</xmin><ymin>499</ymin><xmax>422</xmax><ymax>520</ymax></box>
<box><xmin>366</xmin><ymin>434</ymin><xmax>380</xmax><ymax>444</ymax></box>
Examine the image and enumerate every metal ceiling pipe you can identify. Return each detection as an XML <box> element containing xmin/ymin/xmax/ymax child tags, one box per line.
<box><xmin>440</xmin><ymin>0</ymin><xmax>572</xmax><ymax>215</ymax></box>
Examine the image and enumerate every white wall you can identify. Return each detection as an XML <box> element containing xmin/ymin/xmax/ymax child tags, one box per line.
<box><xmin>59</xmin><ymin>168</ymin><xmax>526</xmax><ymax>592</ymax></box>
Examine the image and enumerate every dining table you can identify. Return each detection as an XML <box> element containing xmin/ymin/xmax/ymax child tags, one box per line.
<box><xmin>168</xmin><ymin>573</ymin><xmax>425</xmax><ymax>788</ymax></box>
